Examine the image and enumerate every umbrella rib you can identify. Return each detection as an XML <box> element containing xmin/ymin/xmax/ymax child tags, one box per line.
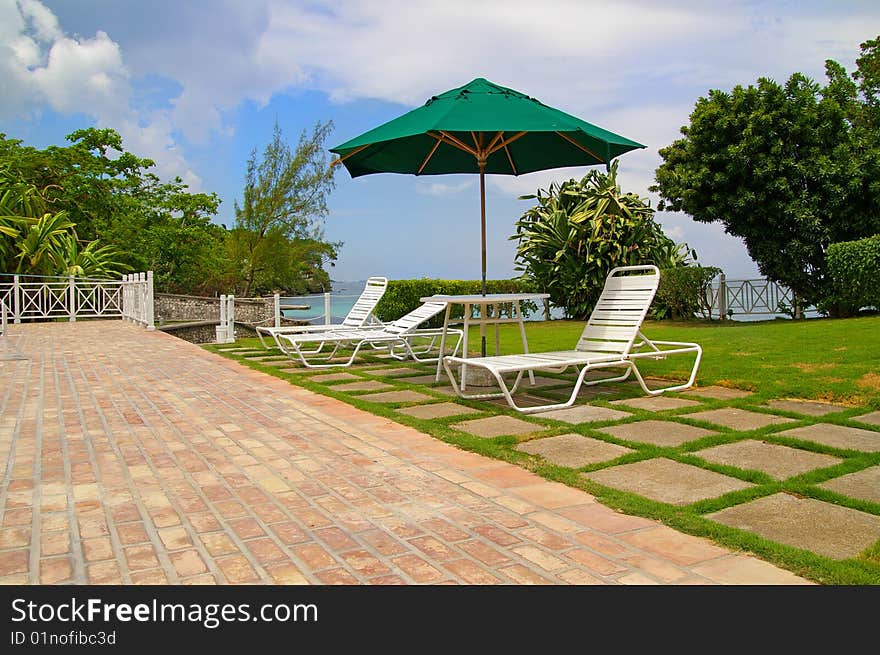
<box><xmin>330</xmin><ymin>143</ymin><xmax>372</xmax><ymax>167</ymax></box>
<box><xmin>555</xmin><ymin>131</ymin><xmax>605</xmax><ymax>163</ymax></box>
<box><xmin>503</xmin><ymin>143</ymin><xmax>518</xmax><ymax>175</ymax></box>
<box><xmin>417</xmin><ymin>137</ymin><xmax>443</xmax><ymax>174</ymax></box>
<box><xmin>486</xmin><ymin>131</ymin><xmax>527</xmax><ymax>155</ymax></box>
<box><xmin>434</xmin><ymin>131</ymin><xmax>478</xmax><ymax>156</ymax></box>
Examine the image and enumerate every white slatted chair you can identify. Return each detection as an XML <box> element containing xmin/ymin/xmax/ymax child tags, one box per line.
<box><xmin>277</xmin><ymin>300</ymin><xmax>463</xmax><ymax>369</ymax></box>
<box><xmin>441</xmin><ymin>265</ymin><xmax>702</xmax><ymax>414</ymax></box>
<box><xmin>257</xmin><ymin>276</ymin><xmax>388</xmax><ymax>350</ymax></box>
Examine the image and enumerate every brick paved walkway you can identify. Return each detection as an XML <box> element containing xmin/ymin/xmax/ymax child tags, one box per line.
<box><xmin>0</xmin><ymin>322</ymin><xmax>808</xmax><ymax>584</ymax></box>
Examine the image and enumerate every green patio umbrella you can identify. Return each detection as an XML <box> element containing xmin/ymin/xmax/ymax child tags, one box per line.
<box><xmin>330</xmin><ymin>77</ymin><xmax>645</xmax><ymax>354</ymax></box>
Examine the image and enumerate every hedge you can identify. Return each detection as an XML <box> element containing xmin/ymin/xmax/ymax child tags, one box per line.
<box><xmin>825</xmin><ymin>235</ymin><xmax>880</xmax><ymax>316</ymax></box>
<box><xmin>652</xmin><ymin>265</ymin><xmax>721</xmax><ymax>320</ymax></box>
<box><xmin>374</xmin><ymin>279</ymin><xmax>540</xmax><ymax>328</ymax></box>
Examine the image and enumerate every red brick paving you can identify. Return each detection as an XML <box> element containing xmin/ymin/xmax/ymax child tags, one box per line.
<box><xmin>0</xmin><ymin>322</ymin><xmax>809</xmax><ymax>585</ymax></box>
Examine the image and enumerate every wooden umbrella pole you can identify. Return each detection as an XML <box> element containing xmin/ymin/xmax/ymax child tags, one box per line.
<box><xmin>479</xmin><ymin>158</ymin><xmax>487</xmax><ymax>357</ymax></box>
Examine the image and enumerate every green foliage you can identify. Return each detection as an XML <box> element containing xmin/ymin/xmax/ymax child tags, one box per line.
<box><xmin>652</xmin><ymin>36</ymin><xmax>880</xmax><ymax>307</ymax></box>
<box><xmin>232</xmin><ymin>120</ymin><xmax>339</xmax><ymax>296</ymax></box>
<box><xmin>824</xmin><ymin>235</ymin><xmax>880</xmax><ymax>316</ymax></box>
<box><xmin>652</xmin><ymin>265</ymin><xmax>722</xmax><ymax>320</ymax></box>
<box><xmin>0</xmin><ymin>129</ymin><xmax>221</xmax><ymax>290</ymax></box>
<box><xmin>375</xmin><ymin>278</ymin><xmax>537</xmax><ymax>328</ymax></box>
<box><xmin>512</xmin><ymin>162</ymin><xmax>691</xmax><ymax>319</ymax></box>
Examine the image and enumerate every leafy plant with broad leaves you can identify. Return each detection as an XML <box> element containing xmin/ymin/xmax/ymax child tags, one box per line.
<box><xmin>512</xmin><ymin>162</ymin><xmax>692</xmax><ymax>319</ymax></box>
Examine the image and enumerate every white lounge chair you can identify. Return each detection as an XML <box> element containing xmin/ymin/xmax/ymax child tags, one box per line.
<box><xmin>277</xmin><ymin>300</ymin><xmax>463</xmax><ymax>368</ymax></box>
<box><xmin>257</xmin><ymin>276</ymin><xmax>388</xmax><ymax>350</ymax></box>
<box><xmin>441</xmin><ymin>265</ymin><xmax>702</xmax><ymax>414</ymax></box>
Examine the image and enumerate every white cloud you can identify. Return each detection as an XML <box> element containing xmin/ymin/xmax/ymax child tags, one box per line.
<box><xmin>0</xmin><ymin>0</ymin><xmax>202</xmax><ymax>188</ymax></box>
<box><xmin>415</xmin><ymin>179</ymin><xmax>474</xmax><ymax>196</ymax></box>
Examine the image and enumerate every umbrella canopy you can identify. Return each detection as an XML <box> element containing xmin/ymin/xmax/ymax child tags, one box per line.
<box><xmin>329</xmin><ymin>77</ymin><xmax>645</xmax><ymax>351</ymax></box>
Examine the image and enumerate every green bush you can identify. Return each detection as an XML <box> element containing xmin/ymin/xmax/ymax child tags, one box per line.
<box><xmin>652</xmin><ymin>265</ymin><xmax>721</xmax><ymax>320</ymax></box>
<box><xmin>824</xmin><ymin>235</ymin><xmax>880</xmax><ymax>316</ymax></box>
<box><xmin>375</xmin><ymin>278</ymin><xmax>539</xmax><ymax>328</ymax></box>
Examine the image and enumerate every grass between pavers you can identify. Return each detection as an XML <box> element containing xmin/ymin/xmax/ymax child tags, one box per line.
<box><xmin>207</xmin><ymin>316</ymin><xmax>880</xmax><ymax>584</ymax></box>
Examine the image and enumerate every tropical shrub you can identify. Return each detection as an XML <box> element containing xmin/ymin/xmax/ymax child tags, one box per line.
<box><xmin>512</xmin><ymin>162</ymin><xmax>692</xmax><ymax>319</ymax></box>
<box><xmin>652</xmin><ymin>265</ymin><xmax>722</xmax><ymax>320</ymax></box>
<box><xmin>823</xmin><ymin>235</ymin><xmax>880</xmax><ymax>316</ymax></box>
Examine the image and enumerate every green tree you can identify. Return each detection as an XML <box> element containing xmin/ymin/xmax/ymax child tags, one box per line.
<box><xmin>651</xmin><ymin>36</ymin><xmax>880</xmax><ymax>310</ymax></box>
<box><xmin>512</xmin><ymin>162</ymin><xmax>691</xmax><ymax>319</ymax></box>
<box><xmin>232</xmin><ymin>120</ymin><xmax>339</xmax><ymax>296</ymax></box>
<box><xmin>0</xmin><ymin>129</ymin><xmax>225</xmax><ymax>292</ymax></box>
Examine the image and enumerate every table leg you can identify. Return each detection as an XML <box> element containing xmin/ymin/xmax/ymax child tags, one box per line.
<box><xmin>516</xmin><ymin>301</ymin><xmax>536</xmax><ymax>385</ymax></box>
<box><xmin>434</xmin><ymin>303</ymin><xmax>452</xmax><ymax>382</ymax></box>
<box><xmin>461</xmin><ymin>304</ymin><xmax>471</xmax><ymax>391</ymax></box>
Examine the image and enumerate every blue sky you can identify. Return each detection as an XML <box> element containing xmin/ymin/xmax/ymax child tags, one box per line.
<box><xmin>2</xmin><ymin>1</ymin><xmax>879</xmax><ymax>284</ymax></box>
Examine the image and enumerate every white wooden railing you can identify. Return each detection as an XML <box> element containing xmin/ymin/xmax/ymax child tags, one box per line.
<box><xmin>705</xmin><ymin>274</ymin><xmax>812</xmax><ymax>320</ymax></box>
<box><xmin>0</xmin><ymin>272</ymin><xmax>154</xmax><ymax>329</ymax></box>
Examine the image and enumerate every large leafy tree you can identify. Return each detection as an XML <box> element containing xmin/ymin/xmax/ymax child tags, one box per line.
<box><xmin>513</xmin><ymin>162</ymin><xmax>690</xmax><ymax>319</ymax></box>
<box><xmin>0</xmin><ymin>129</ymin><xmax>225</xmax><ymax>292</ymax></box>
<box><xmin>652</xmin><ymin>36</ymin><xmax>880</xmax><ymax>309</ymax></box>
<box><xmin>231</xmin><ymin>120</ymin><xmax>339</xmax><ymax>296</ymax></box>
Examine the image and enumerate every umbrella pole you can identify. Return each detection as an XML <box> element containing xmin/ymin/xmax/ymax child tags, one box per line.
<box><xmin>479</xmin><ymin>160</ymin><xmax>487</xmax><ymax>357</ymax></box>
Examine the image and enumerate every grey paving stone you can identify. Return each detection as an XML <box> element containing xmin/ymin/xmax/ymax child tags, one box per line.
<box><xmin>685</xmin><ymin>408</ymin><xmax>795</xmax><ymax>431</ymax></box>
<box><xmin>853</xmin><ymin>411</ymin><xmax>880</xmax><ymax>427</ymax></box>
<box><xmin>397</xmin><ymin>374</ymin><xmax>443</xmax><ymax>385</ymax></box>
<box><xmin>693</xmin><ymin>440</ymin><xmax>842</xmax><ymax>479</ymax></box>
<box><xmin>582</xmin><ymin>458</ymin><xmax>753</xmax><ymax>505</ymax></box>
<box><xmin>516</xmin><ymin>434</ymin><xmax>633</xmax><ymax>468</ymax></box>
<box><xmin>764</xmin><ymin>399</ymin><xmax>849</xmax><ymax>417</ymax></box>
<box><xmin>359</xmin><ymin>390</ymin><xmax>435</xmax><ymax>403</ymax></box>
<box><xmin>777</xmin><ymin>423</ymin><xmax>880</xmax><ymax>453</ymax></box>
<box><xmin>366</xmin><ymin>367</ymin><xmax>422</xmax><ymax>377</ymax></box>
<box><xmin>597</xmin><ymin>420</ymin><xmax>716</xmax><ymax>447</ymax></box>
<box><xmin>333</xmin><ymin>380</ymin><xmax>395</xmax><ymax>392</ymax></box>
<box><xmin>610</xmin><ymin>396</ymin><xmax>701</xmax><ymax>411</ymax></box>
<box><xmin>487</xmin><ymin>394</ymin><xmax>563</xmax><ymax>410</ymax></box>
<box><xmin>708</xmin><ymin>493</ymin><xmax>880</xmax><ymax>559</ymax></box>
<box><xmin>533</xmin><ymin>405</ymin><xmax>631</xmax><ymax>424</ymax></box>
<box><xmin>395</xmin><ymin>402</ymin><xmax>482</xmax><ymax>419</ymax></box>
<box><xmin>452</xmin><ymin>415</ymin><xmax>541</xmax><ymax>439</ymax></box>
<box><xmin>308</xmin><ymin>372</ymin><xmax>361</xmax><ymax>383</ymax></box>
<box><xmin>683</xmin><ymin>386</ymin><xmax>753</xmax><ymax>400</ymax></box>
<box><xmin>820</xmin><ymin>466</ymin><xmax>880</xmax><ymax>504</ymax></box>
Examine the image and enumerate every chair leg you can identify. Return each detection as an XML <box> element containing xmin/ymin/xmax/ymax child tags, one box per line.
<box><xmin>629</xmin><ymin>346</ymin><xmax>702</xmax><ymax>395</ymax></box>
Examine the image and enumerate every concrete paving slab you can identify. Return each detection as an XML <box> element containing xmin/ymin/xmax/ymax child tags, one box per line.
<box><xmin>582</xmin><ymin>458</ymin><xmax>753</xmax><ymax>505</ymax></box>
<box><xmin>708</xmin><ymin>493</ymin><xmax>880</xmax><ymax>559</ymax></box>
<box><xmin>682</xmin><ymin>386</ymin><xmax>753</xmax><ymax>400</ymax></box>
<box><xmin>333</xmin><ymin>380</ymin><xmax>395</xmax><ymax>392</ymax></box>
<box><xmin>852</xmin><ymin>411</ymin><xmax>880</xmax><ymax>427</ymax></box>
<box><xmin>819</xmin><ymin>466</ymin><xmax>880</xmax><ymax>504</ymax></box>
<box><xmin>359</xmin><ymin>390</ymin><xmax>435</xmax><ymax>403</ymax></box>
<box><xmin>764</xmin><ymin>399</ymin><xmax>848</xmax><ymax>416</ymax></box>
<box><xmin>397</xmin><ymin>374</ymin><xmax>443</xmax><ymax>385</ymax></box>
<box><xmin>610</xmin><ymin>396</ymin><xmax>701</xmax><ymax>411</ymax></box>
<box><xmin>516</xmin><ymin>434</ymin><xmax>633</xmax><ymax>468</ymax></box>
<box><xmin>685</xmin><ymin>408</ymin><xmax>795</xmax><ymax>431</ymax></box>
<box><xmin>693</xmin><ymin>440</ymin><xmax>842</xmax><ymax>479</ymax></box>
<box><xmin>366</xmin><ymin>367</ymin><xmax>422</xmax><ymax>376</ymax></box>
<box><xmin>396</xmin><ymin>402</ymin><xmax>482</xmax><ymax>420</ymax></box>
<box><xmin>776</xmin><ymin>423</ymin><xmax>880</xmax><ymax>452</ymax></box>
<box><xmin>452</xmin><ymin>415</ymin><xmax>542</xmax><ymax>439</ymax></box>
<box><xmin>533</xmin><ymin>405</ymin><xmax>631</xmax><ymax>424</ymax></box>
<box><xmin>597</xmin><ymin>420</ymin><xmax>716</xmax><ymax>447</ymax></box>
<box><xmin>309</xmin><ymin>372</ymin><xmax>361</xmax><ymax>383</ymax></box>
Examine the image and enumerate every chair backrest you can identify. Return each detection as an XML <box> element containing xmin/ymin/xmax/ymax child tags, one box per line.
<box><xmin>383</xmin><ymin>301</ymin><xmax>448</xmax><ymax>335</ymax></box>
<box><xmin>575</xmin><ymin>265</ymin><xmax>660</xmax><ymax>355</ymax></box>
<box><xmin>340</xmin><ymin>276</ymin><xmax>388</xmax><ymax>327</ymax></box>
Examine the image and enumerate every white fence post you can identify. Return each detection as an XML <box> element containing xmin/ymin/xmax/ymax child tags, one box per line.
<box><xmin>324</xmin><ymin>292</ymin><xmax>331</xmax><ymax>325</ymax></box>
<box><xmin>68</xmin><ymin>275</ymin><xmax>76</xmax><ymax>322</ymax></box>
<box><xmin>226</xmin><ymin>295</ymin><xmax>235</xmax><ymax>343</ymax></box>
<box><xmin>718</xmin><ymin>273</ymin><xmax>727</xmax><ymax>321</ymax></box>
<box><xmin>145</xmin><ymin>271</ymin><xmax>155</xmax><ymax>330</ymax></box>
<box><xmin>13</xmin><ymin>274</ymin><xmax>20</xmax><ymax>324</ymax></box>
<box><xmin>274</xmin><ymin>293</ymin><xmax>281</xmax><ymax>328</ymax></box>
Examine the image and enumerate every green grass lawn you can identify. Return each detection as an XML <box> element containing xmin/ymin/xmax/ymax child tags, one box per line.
<box><xmin>211</xmin><ymin>315</ymin><xmax>880</xmax><ymax>584</ymax></box>
<box><xmin>466</xmin><ymin>315</ymin><xmax>880</xmax><ymax>408</ymax></box>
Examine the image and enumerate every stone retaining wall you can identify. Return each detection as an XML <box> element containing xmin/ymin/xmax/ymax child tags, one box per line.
<box><xmin>155</xmin><ymin>293</ymin><xmax>274</xmax><ymax>325</ymax></box>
